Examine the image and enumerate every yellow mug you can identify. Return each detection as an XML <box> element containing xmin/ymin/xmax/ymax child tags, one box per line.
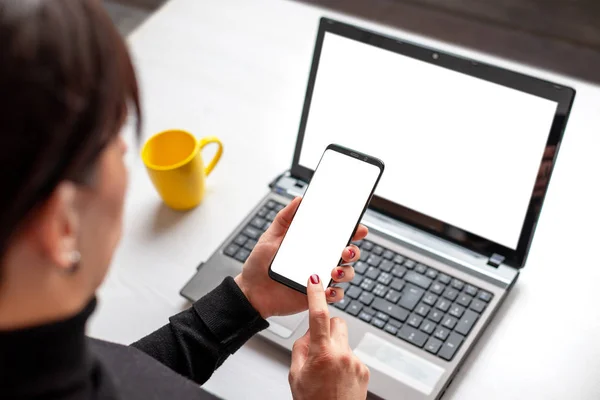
<box><xmin>141</xmin><ymin>129</ymin><xmax>223</xmax><ymax>210</ymax></box>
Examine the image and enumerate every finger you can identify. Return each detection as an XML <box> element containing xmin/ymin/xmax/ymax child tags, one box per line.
<box><xmin>329</xmin><ymin>317</ymin><xmax>349</xmax><ymax>349</ymax></box>
<box><xmin>290</xmin><ymin>329</ymin><xmax>310</xmax><ymax>373</ymax></box>
<box><xmin>340</xmin><ymin>245</ymin><xmax>360</xmax><ymax>264</ymax></box>
<box><xmin>351</xmin><ymin>224</ymin><xmax>368</xmax><ymax>241</ymax></box>
<box><xmin>331</xmin><ymin>265</ymin><xmax>355</xmax><ymax>283</ymax></box>
<box><xmin>307</xmin><ymin>274</ymin><xmax>331</xmax><ymax>348</ymax></box>
<box><xmin>325</xmin><ymin>286</ymin><xmax>344</xmax><ymax>303</ymax></box>
<box><xmin>263</xmin><ymin>197</ymin><xmax>301</xmax><ymax>241</ymax></box>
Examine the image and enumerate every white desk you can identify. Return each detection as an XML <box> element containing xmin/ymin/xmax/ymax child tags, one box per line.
<box><xmin>88</xmin><ymin>0</ymin><xmax>600</xmax><ymax>398</ymax></box>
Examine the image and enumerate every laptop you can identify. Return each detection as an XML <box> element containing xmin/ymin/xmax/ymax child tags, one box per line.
<box><xmin>181</xmin><ymin>17</ymin><xmax>575</xmax><ymax>399</ymax></box>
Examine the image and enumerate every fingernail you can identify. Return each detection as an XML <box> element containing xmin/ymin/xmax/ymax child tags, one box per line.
<box><xmin>310</xmin><ymin>274</ymin><xmax>320</xmax><ymax>284</ymax></box>
<box><xmin>329</xmin><ymin>289</ymin><xmax>337</xmax><ymax>297</ymax></box>
<box><xmin>337</xmin><ymin>269</ymin><xmax>345</xmax><ymax>279</ymax></box>
<box><xmin>348</xmin><ymin>248</ymin><xmax>356</xmax><ymax>259</ymax></box>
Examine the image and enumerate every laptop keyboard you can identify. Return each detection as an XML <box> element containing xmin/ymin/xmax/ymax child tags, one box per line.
<box><xmin>223</xmin><ymin>200</ymin><xmax>493</xmax><ymax>362</ymax></box>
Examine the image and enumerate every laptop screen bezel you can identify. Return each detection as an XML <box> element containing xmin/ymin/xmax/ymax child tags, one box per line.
<box><xmin>290</xmin><ymin>17</ymin><xmax>575</xmax><ymax>269</ymax></box>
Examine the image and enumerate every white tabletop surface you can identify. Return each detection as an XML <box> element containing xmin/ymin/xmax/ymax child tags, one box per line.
<box><xmin>88</xmin><ymin>0</ymin><xmax>600</xmax><ymax>398</ymax></box>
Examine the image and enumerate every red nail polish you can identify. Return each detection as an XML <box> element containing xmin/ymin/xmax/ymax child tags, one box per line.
<box><xmin>329</xmin><ymin>289</ymin><xmax>337</xmax><ymax>297</ymax></box>
<box><xmin>310</xmin><ymin>274</ymin><xmax>320</xmax><ymax>284</ymax></box>
<box><xmin>349</xmin><ymin>248</ymin><xmax>356</xmax><ymax>259</ymax></box>
<box><xmin>337</xmin><ymin>269</ymin><xmax>345</xmax><ymax>278</ymax></box>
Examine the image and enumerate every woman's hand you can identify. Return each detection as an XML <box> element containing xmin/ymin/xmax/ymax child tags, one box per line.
<box><xmin>289</xmin><ymin>275</ymin><xmax>370</xmax><ymax>400</ymax></box>
<box><xmin>234</xmin><ymin>197</ymin><xmax>368</xmax><ymax>319</ymax></box>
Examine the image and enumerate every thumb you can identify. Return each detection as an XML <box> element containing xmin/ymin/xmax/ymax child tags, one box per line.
<box><xmin>290</xmin><ymin>329</ymin><xmax>310</xmax><ymax>373</ymax></box>
<box><xmin>263</xmin><ymin>197</ymin><xmax>301</xmax><ymax>241</ymax></box>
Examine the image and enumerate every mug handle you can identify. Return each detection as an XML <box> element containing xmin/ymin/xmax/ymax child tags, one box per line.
<box><xmin>198</xmin><ymin>136</ymin><xmax>223</xmax><ymax>177</ymax></box>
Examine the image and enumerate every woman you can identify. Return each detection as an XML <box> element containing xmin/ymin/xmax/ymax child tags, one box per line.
<box><xmin>0</xmin><ymin>0</ymin><xmax>370</xmax><ymax>399</ymax></box>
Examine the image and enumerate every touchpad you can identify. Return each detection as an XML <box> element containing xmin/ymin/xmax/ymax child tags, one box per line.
<box><xmin>267</xmin><ymin>312</ymin><xmax>307</xmax><ymax>338</ymax></box>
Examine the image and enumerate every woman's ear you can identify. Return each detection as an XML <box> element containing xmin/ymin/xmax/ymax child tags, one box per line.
<box><xmin>33</xmin><ymin>181</ymin><xmax>80</xmax><ymax>271</ymax></box>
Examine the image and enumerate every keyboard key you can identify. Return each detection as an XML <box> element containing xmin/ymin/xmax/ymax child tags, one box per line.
<box><xmin>360</xmin><ymin>278</ymin><xmax>376</xmax><ymax>292</ymax></box>
<box><xmin>266</xmin><ymin>200</ymin><xmax>276</xmax><ymax>209</ymax></box>
<box><xmin>436</xmin><ymin>299</ymin><xmax>451</xmax><ymax>312</ymax></box>
<box><xmin>367</xmin><ymin>255</ymin><xmax>382</xmax><ymax>267</ymax></box>
<box><xmin>372</xmin><ymin>318</ymin><xmax>386</xmax><ymax>329</ymax></box>
<box><xmin>407</xmin><ymin>314</ymin><xmax>423</xmax><ymax>328</ymax></box>
<box><xmin>449</xmin><ymin>304</ymin><xmax>465</xmax><ymax>318</ymax></box>
<box><xmin>244</xmin><ymin>239</ymin><xmax>258</xmax><ymax>251</ymax></box>
<box><xmin>372</xmin><ymin>245</ymin><xmax>384</xmax><ymax>255</ymax></box>
<box><xmin>224</xmin><ymin>244</ymin><xmax>239</xmax><ymax>257</ymax></box>
<box><xmin>405</xmin><ymin>271</ymin><xmax>432</xmax><ymax>289</ymax></box>
<box><xmin>438</xmin><ymin>273</ymin><xmax>451</xmax><ymax>285</ymax></box>
<box><xmin>234</xmin><ymin>249</ymin><xmax>251</xmax><ymax>262</ymax></box>
<box><xmin>393</xmin><ymin>254</ymin><xmax>406</xmax><ymax>264</ymax></box>
<box><xmin>415</xmin><ymin>264</ymin><xmax>427</xmax><ymax>274</ymax></box>
<box><xmin>426</xmin><ymin>268</ymin><xmax>438</xmax><ymax>279</ymax></box>
<box><xmin>425</xmin><ymin>337</ymin><xmax>443</xmax><ymax>355</ymax></box>
<box><xmin>443</xmin><ymin>288</ymin><xmax>459</xmax><ymax>301</ymax></box>
<box><xmin>455</xmin><ymin>310</ymin><xmax>479</xmax><ymax>336</ymax></box>
<box><xmin>335</xmin><ymin>282</ymin><xmax>350</xmax><ymax>291</ymax></box>
<box><xmin>415</xmin><ymin>303</ymin><xmax>431</xmax><ymax>317</ymax></box>
<box><xmin>361</xmin><ymin>241</ymin><xmax>374</xmax><ymax>251</ymax></box>
<box><xmin>428</xmin><ymin>309</ymin><xmax>444</xmax><ymax>323</ymax></box>
<box><xmin>352</xmin><ymin>239</ymin><xmax>363</xmax><ymax>247</ymax></box>
<box><xmin>438</xmin><ymin>332</ymin><xmax>465</xmax><ymax>361</ymax></box>
<box><xmin>242</xmin><ymin>227</ymin><xmax>261</xmax><ymax>239</ymax></box>
<box><xmin>362</xmin><ymin>307</ymin><xmax>376</xmax><ymax>316</ymax></box>
<box><xmin>346</xmin><ymin>286</ymin><xmax>362</xmax><ymax>299</ymax></box>
<box><xmin>346</xmin><ymin>301</ymin><xmax>363</xmax><ymax>316</ymax></box>
<box><xmin>434</xmin><ymin>326</ymin><xmax>450</xmax><ymax>341</ymax></box>
<box><xmin>354</xmin><ymin>261</ymin><xmax>368</xmax><ymax>275</ymax></box>
<box><xmin>366</xmin><ymin>267</ymin><xmax>380</xmax><ymax>280</ymax></box>
<box><xmin>398</xmin><ymin>286</ymin><xmax>424</xmax><ymax>311</ymax></box>
<box><xmin>379</xmin><ymin>259</ymin><xmax>394</xmax><ymax>272</ymax></box>
<box><xmin>470</xmin><ymin>299</ymin><xmax>487</xmax><ymax>313</ymax></box>
<box><xmin>377</xmin><ymin>272</ymin><xmax>392</xmax><ymax>286</ymax></box>
<box><xmin>465</xmin><ymin>284</ymin><xmax>479</xmax><ymax>297</ymax></box>
<box><xmin>423</xmin><ymin>293</ymin><xmax>438</xmax><ymax>306</ymax></box>
<box><xmin>372</xmin><ymin>284</ymin><xmax>388</xmax><ymax>297</ymax></box>
<box><xmin>420</xmin><ymin>320</ymin><xmax>437</xmax><ymax>335</ymax></box>
<box><xmin>404</xmin><ymin>259</ymin><xmax>416</xmax><ymax>269</ymax></box>
<box><xmin>358</xmin><ymin>311</ymin><xmax>373</xmax><ymax>323</ymax></box>
<box><xmin>334</xmin><ymin>296</ymin><xmax>349</xmax><ymax>310</ymax></box>
<box><xmin>351</xmin><ymin>273</ymin><xmax>364</xmax><ymax>286</ymax></box>
<box><xmin>451</xmin><ymin>279</ymin><xmax>464</xmax><ymax>291</ymax></box>
<box><xmin>457</xmin><ymin>294</ymin><xmax>473</xmax><ymax>307</ymax></box>
<box><xmin>384</xmin><ymin>289</ymin><xmax>401</xmax><ymax>304</ymax></box>
<box><xmin>390</xmin><ymin>278</ymin><xmax>405</xmax><ymax>292</ymax></box>
<box><xmin>384</xmin><ymin>324</ymin><xmax>399</xmax><ymax>336</ymax></box>
<box><xmin>442</xmin><ymin>315</ymin><xmax>458</xmax><ymax>330</ymax></box>
<box><xmin>375</xmin><ymin>312</ymin><xmax>389</xmax><ymax>322</ymax></box>
<box><xmin>360</xmin><ymin>250</ymin><xmax>371</xmax><ymax>262</ymax></box>
<box><xmin>273</xmin><ymin>204</ymin><xmax>285</xmax><ymax>212</ymax></box>
<box><xmin>391</xmin><ymin>265</ymin><xmax>407</xmax><ymax>278</ymax></box>
<box><xmin>383</xmin><ymin>250</ymin><xmax>395</xmax><ymax>260</ymax></box>
<box><xmin>234</xmin><ymin>235</ymin><xmax>248</xmax><ymax>246</ymax></box>
<box><xmin>358</xmin><ymin>292</ymin><xmax>374</xmax><ymax>306</ymax></box>
<box><xmin>266</xmin><ymin>210</ymin><xmax>278</xmax><ymax>221</ymax></box>
<box><xmin>251</xmin><ymin>217</ymin><xmax>266</xmax><ymax>229</ymax></box>
<box><xmin>257</xmin><ymin>207</ymin><xmax>269</xmax><ymax>218</ymax></box>
<box><xmin>262</xmin><ymin>221</ymin><xmax>272</xmax><ymax>230</ymax></box>
<box><xmin>478</xmin><ymin>290</ymin><xmax>493</xmax><ymax>302</ymax></box>
<box><xmin>397</xmin><ymin>325</ymin><xmax>428</xmax><ymax>348</ymax></box>
<box><xmin>388</xmin><ymin>319</ymin><xmax>402</xmax><ymax>329</ymax></box>
<box><xmin>373</xmin><ymin>298</ymin><xmax>409</xmax><ymax>322</ymax></box>
<box><xmin>430</xmin><ymin>282</ymin><xmax>445</xmax><ymax>295</ymax></box>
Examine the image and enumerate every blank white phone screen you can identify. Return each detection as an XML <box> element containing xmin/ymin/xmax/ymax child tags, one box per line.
<box><xmin>270</xmin><ymin>149</ymin><xmax>381</xmax><ymax>289</ymax></box>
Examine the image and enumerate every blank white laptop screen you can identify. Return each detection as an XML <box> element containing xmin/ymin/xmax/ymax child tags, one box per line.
<box><xmin>298</xmin><ymin>32</ymin><xmax>558</xmax><ymax>250</ymax></box>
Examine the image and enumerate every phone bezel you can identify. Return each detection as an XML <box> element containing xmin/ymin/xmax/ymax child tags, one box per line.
<box><xmin>268</xmin><ymin>144</ymin><xmax>384</xmax><ymax>294</ymax></box>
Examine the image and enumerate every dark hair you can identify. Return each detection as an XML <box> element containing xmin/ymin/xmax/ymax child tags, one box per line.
<box><xmin>0</xmin><ymin>0</ymin><xmax>141</xmax><ymax>259</ymax></box>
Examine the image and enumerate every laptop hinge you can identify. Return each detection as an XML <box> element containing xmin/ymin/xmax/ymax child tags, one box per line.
<box><xmin>487</xmin><ymin>253</ymin><xmax>505</xmax><ymax>268</ymax></box>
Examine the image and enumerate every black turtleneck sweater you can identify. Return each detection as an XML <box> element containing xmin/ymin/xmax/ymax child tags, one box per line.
<box><xmin>0</xmin><ymin>277</ymin><xmax>270</xmax><ymax>400</ymax></box>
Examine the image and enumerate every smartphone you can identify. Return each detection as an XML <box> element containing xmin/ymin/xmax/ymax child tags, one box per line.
<box><xmin>268</xmin><ymin>144</ymin><xmax>384</xmax><ymax>294</ymax></box>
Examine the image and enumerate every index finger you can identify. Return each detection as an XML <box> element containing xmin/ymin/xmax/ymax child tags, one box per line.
<box><xmin>306</xmin><ymin>274</ymin><xmax>331</xmax><ymax>348</ymax></box>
